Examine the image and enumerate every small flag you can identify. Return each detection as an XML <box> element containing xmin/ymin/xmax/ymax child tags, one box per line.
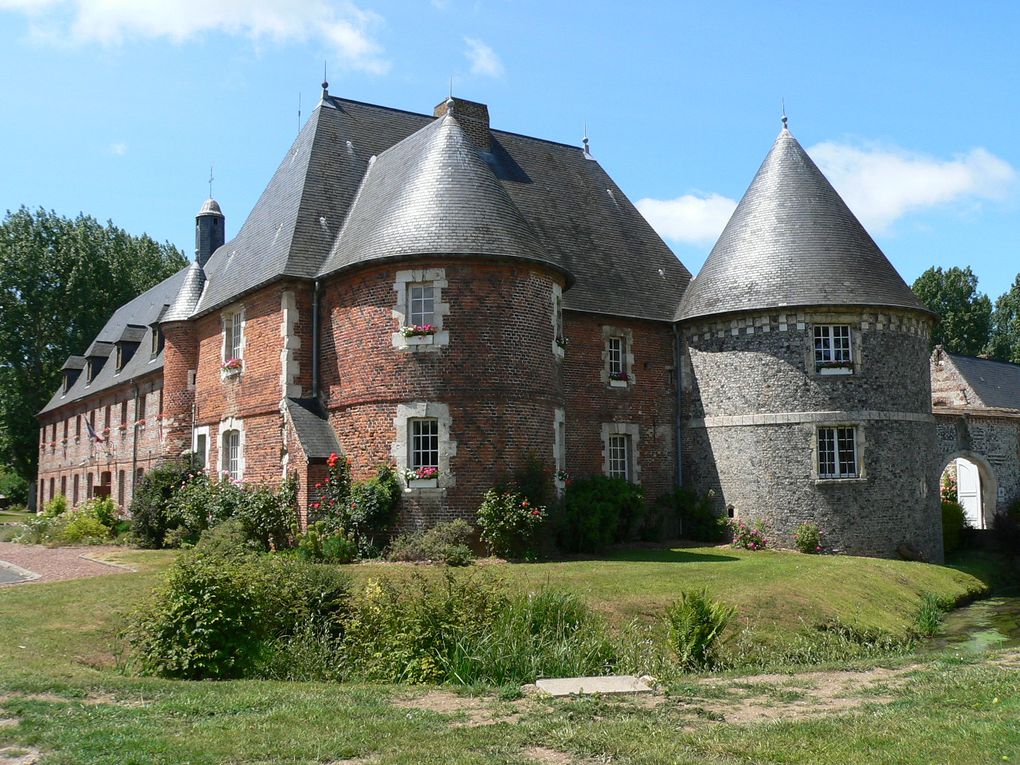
<box><xmin>85</xmin><ymin>420</ymin><xmax>105</xmax><ymax>444</ymax></box>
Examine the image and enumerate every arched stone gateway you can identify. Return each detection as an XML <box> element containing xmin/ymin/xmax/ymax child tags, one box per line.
<box><xmin>936</xmin><ymin>449</ymin><xmax>998</xmax><ymax>530</ymax></box>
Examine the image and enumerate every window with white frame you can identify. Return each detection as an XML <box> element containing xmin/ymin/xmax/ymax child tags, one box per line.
<box><xmin>223</xmin><ymin>310</ymin><xmax>244</xmax><ymax>361</ymax></box>
<box><xmin>607</xmin><ymin>434</ymin><xmax>631</xmax><ymax>481</ymax></box>
<box><xmin>817</xmin><ymin>426</ymin><xmax>859</xmax><ymax>479</ymax></box>
<box><xmin>814</xmin><ymin>325</ymin><xmax>852</xmax><ymax>369</ymax></box>
<box><xmin>410</xmin><ymin>418</ymin><xmax>439</xmax><ymax>471</ymax></box>
<box><xmin>408</xmin><ymin>283</ymin><xmax>435</xmax><ymax>328</ymax></box>
<box><xmin>607</xmin><ymin>337</ymin><xmax>625</xmax><ymax>375</ymax></box>
<box><xmin>222</xmin><ymin>429</ymin><xmax>241</xmax><ymax>481</ymax></box>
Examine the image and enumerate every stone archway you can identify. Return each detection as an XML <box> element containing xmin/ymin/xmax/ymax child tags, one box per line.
<box><xmin>937</xmin><ymin>450</ymin><xmax>998</xmax><ymax>530</ymax></box>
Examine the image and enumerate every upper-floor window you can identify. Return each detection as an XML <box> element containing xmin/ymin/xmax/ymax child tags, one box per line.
<box><xmin>408</xmin><ymin>283</ymin><xmax>435</xmax><ymax>328</ymax></box>
<box><xmin>115</xmin><ymin>345</ymin><xmax>124</xmax><ymax>371</ymax></box>
<box><xmin>607</xmin><ymin>337</ymin><xmax>625</xmax><ymax>375</ymax></box>
<box><xmin>223</xmin><ymin>310</ymin><xmax>244</xmax><ymax>361</ymax></box>
<box><xmin>85</xmin><ymin>360</ymin><xmax>95</xmax><ymax>384</ymax></box>
<box><xmin>151</xmin><ymin>327</ymin><xmax>164</xmax><ymax>357</ymax></box>
<box><xmin>222</xmin><ymin>429</ymin><xmax>241</xmax><ymax>481</ymax></box>
<box><xmin>814</xmin><ymin>325</ymin><xmax>852</xmax><ymax>373</ymax></box>
<box><xmin>410</xmin><ymin>418</ymin><xmax>439</xmax><ymax>472</ymax></box>
<box><xmin>818</xmin><ymin>426</ymin><xmax>859</xmax><ymax>479</ymax></box>
<box><xmin>607</xmin><ymin>434</ymin><xmax>632</xmax><ymax>481</ymax></box>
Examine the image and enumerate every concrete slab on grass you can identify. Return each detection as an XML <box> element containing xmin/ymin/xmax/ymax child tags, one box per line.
<box><xmin>534</xmin><ymin>675</ymin><xmax>653</xmax><ymax>697</ymax></box>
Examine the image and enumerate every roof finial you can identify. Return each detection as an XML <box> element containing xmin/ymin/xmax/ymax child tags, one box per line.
<box><xmin>582</xmin><ymin>121</ymin><xmax>590</xmax><ymax>154</ymax></box>
<box><xmin>297</xmin><ymin>92</ymin><xmax>302</xmax><ymax>135</ymax></box>
<box><xmin>321</xmin><ymin>61</ymin><xmax>329</xmax><ymax>99</ymax></box>
<box><xmin>781</xmin><ymin>98</ymin><xmax>788</xmax><ymax>130</ymax></box>
<box><xmin>208</xmin><ymin>163</ymin><xmax>214</xmax><ymax>199</ymax></box>
<box><xmin>449</xmin><ymin>75</ymin><xmax>453</xmax><ymax>99</ymax></box>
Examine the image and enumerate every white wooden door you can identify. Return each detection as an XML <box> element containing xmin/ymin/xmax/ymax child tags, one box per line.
<box><xmin>955</xmin><ymin>458</ymin><xmax>983</xmax><ymax>529</ymax></box>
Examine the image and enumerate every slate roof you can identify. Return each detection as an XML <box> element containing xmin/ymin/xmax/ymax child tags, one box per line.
<box><xmin>40</xmin><ymin>267</ymin><xmax>190</xmax><ymax>415</ymax></box>
<box><xmin>162</xmin><ymin>261</ymin><xmax>206</xmax><ymax>323</ymax></box>
<box><xmin>677</xmin><ymin>127</ymin><xmax>930</xmax><ymax>322</ymax></box>
<box><xmin>286</xmin><ymin>397</ymin><xmax>341</xmax><ymax>460</ymax></box>
<box><xmin>193</xmin><ymin>96</ymin><xmax>689</xmax><ymax>321</ymax></box>
<box><xmin>948</xmin><ymin>354</ymin><xmax>1020</xmax><ymax>411</ymax></box>
<box><xmin>319</xmin><ymin>112</ymin><xmax>567</xmax><ymax>281</ymax></box>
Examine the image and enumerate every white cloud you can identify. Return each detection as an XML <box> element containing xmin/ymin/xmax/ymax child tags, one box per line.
<box><xmin>109</xmin><ymin>141</ymin><xmax>127</xmax><ymax>156</ymax></box>
<box><xmin>636</xmin><ymin>192</ymin><xmax>737</xmax><ymax>245</ymax></box>
<box><xmin>808</xmin><ymin>141</ymin><xmax>1016</xmax><ymax>233</ymax></box>
<box><xmin>0</xmin><ymin>0</ymin><xmax>390</xmax><ymax>74</ymax></box>
<box><xmin>464</xmin><ymin>37</ymin><xmax>503</xmax><ymax>78</ymax></box>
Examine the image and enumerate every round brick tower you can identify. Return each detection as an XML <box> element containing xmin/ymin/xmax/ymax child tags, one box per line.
<box><xmin>316</xmin><ymin>103</ymin><xmax>572</xmax><ymax>526</ymax></box>
<box><xmin>677</xmin><ymin>123</ymin><xmax>942</xmax><ymax>561</ymax></box>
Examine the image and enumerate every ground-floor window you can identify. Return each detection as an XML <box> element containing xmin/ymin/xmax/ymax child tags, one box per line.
<box><xmin>601</xmin><ymin>422</ymin><xmax>641</xmax><ymax>484</ymax></box>
<box><xmin>60</xmin><ymin>475</ymin><xmax>66</xmax><ymax>498</ymax></box>
<box><xmin>118</xmin><ymin>470</ymin><xmax>125</xmax><ymax>507</ymax></box>
<box><xmin>86</xmin><ymin>473</ymin><xmax>93</xmax><ymax>499</ymax></box>
<box><xmin>73</xmin><ymin>474</ymin><xmax>79</xmax><ymax>505</ymax></box>
<box><xmin>222</xmin><ymin>429</ymin><xmax>241</xmax><ymax>481</ymax></box>
<box><xmin>817</xmin><ymin>426</ymin><xmax>859</xmax><ymax>479</ymax></box>
<box><xmin>607</xmin><ymin>434</ymin><xmax>631</xmax><ymax>481</ymax></box>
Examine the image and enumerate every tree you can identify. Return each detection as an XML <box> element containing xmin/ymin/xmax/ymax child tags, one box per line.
<box><xmin>987</xmin><ymin>274</ymin><xmax>1020</xmax><ymax>364</ymax></box>
<box><xmin>0</xmin><ymin>207</ymin><xmax>187</xmax><ymax>482</ymax></box>
<box><xmin>911</xmin><ymin>266</ymin><xmax>992</xmax><ymax>356</ymax></box>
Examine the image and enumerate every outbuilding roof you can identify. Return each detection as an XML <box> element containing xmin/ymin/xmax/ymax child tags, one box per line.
<box><xmin>946</xmin><ymin>353</ymin><xmax>1020</xmax><ymax>411</ymax></box>
<box><xmin>677</xmin><ymin>126</ymin><xmax>929</xmax><ymax>322</ymax></box>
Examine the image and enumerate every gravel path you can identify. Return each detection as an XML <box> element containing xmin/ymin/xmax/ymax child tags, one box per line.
<box><xmin>0</xmin><ymin>542</ymin><xmax>130</xmax><ymax>586</ymax></box>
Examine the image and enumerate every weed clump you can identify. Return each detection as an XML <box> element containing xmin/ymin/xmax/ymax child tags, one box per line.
<box><xmin>664</xmin><ymin>589</ymin><xmax>733</xmax><ymax>670</ymax></box>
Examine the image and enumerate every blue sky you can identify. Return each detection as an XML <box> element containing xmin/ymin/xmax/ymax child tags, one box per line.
<box><xmin>1</xmin><ymin>0</ymin><xmax>1017</xmax><ymax>300</ymax></box>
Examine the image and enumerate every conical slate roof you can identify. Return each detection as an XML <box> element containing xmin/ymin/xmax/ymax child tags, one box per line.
<box><xmin>317</xmin><ymin>111</ymin><xmax>565</xmax><ymax>280</ymax></box>
<box><xmin>162</xmin><ymin>260</ymin><xmax>206</xmax><ymax>322</ymax></box>
<box><xmin>677</xmin><ymin>126</ymin><xmax>930</xmax><ymax>322</ymax></box>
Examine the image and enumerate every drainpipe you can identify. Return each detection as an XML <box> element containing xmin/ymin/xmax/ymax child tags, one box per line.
<box><xmin>672</xmin><ymin>323</ymin><xmax>683</xmax><ymax>487</ymax></box>
<box><xmin>311</xmin><ymin>280</ymin><xmax>321</xmax><ymax>400</ymax></box>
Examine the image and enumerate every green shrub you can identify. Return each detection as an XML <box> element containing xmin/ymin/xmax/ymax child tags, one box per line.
<box><xmin>477</xmin><ymin>490</ymin><xmax>546</xmax><ymax>559</ymax></box>
<box><xmin>794</xmin><ymin>521</ymin><xmax>823</xmax><ymax>554</ymax></box>
<box><xmin>4</xmin><ymin>502</ymin><xmax>29</xmax><ymax>515</ymax></box>
<box><xmin>347</xmin><ymin>465</ymin><xmax>401</xmax><ymax>553</ymax></box>
<box><xmin>387</xmin><ymin>519</ymin><xmax>475</xmax><ymax>566</ymax></box>
<box><xmin>129</xmin><ymin>460</ymin><xmax>198</xmax><ymax>548</ymax></box>
<box><xmin>729</xmin><ymin>518</ymin><xmax>768</xmax><ymax>550</ymax></box>
<box><xmin>512</xmin><ymin>452</ymin><xmax>552</xmax><ymax>509</ymax></box>
<box><xmin>0</xmin><ymin>468</ymin><xmax>29</xmax><ymax>505</ymax></box>
<box><xmin>295</xmin><ymin>521</ymin><xmax>357</xmax><ymax>564</ymax></box>
<box><xmin>664</xmin><ymin>589</ymin><xmax>734</xmax><ymax>670</ymax></box>
<box><xmin>914</xmin><ymin>592</ymin><xmax>947</xmax><ymax>638</ymax></box>
<box><xmin>320</xmin><ymin>530</ymin><xmax>358</xmax><ymax>563</ymax></box>
<box><xmin>42</xmin><ymin>494</ymin><xmax>70</xmax><ymax>518</ymax></box>
<box><xmin>554</xmin><ymin>476</ymin><xmax>644</xmax><ymax>553</ymax></box>
<box><xmin>658</xmin><ymin>488</ymin><xmax>725</xmax><ymax>542</ymax></box>
<box><xmin>57</xmin><ymin>509</ymin><xmax>112</xmax><ymax>543</ymax></box>
<box><xmin>11</xmin><ymin>516</ymin><xmax>55</xmax><ymax>544</ymax></box>
<box><xmin>194</xmin><ymin>519</ymin><xmax>259</xmax><ymax>558</ymax></box>
<box><xmin>941</xmin><ymin>500</ymin><xmax>968</xmax><ymax>554</ymax></box>
<box><xmin>128</xmin><ymin>550</ymin><xmax>350</xmax><ymax>679</ymax></box>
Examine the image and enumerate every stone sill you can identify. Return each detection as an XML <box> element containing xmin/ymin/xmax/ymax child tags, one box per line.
<box><xmin>609</xmin><ymin>379</ymin><xmax>629</xmax><ymax>388</ymax></box>
<box><xmin>815</xmin><ymin>477</ymin><xmax>868</xmax><ymax>485</ymax></box>
<box><xmin>407</xmin><ymin>478</ymin><xmax>439</xmax><ymax>490</ymax></box>
<box><xmin>221</xmin><ymin>369</ymin><xmax>243</xmax><ymax>381</ymax></box>
<box><xmin>817</xmin><ymin>366</ymin><xmax>854</xmax><ymax>376</ymax></box>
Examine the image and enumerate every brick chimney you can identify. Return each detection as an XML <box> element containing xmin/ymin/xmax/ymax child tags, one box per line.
<box><xmin>434</xmin><ymin>97</ymin><xmax>491</xmax><ymax>151</ymax></box>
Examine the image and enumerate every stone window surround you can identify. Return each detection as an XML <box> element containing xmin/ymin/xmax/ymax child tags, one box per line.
<box><xmin>551</xmin><ymin>283</ymin><xmax>565</xmax><ymax>359</ymax></box>
<box><xmin>221</xmin><ymin>305</ymin><xmax>246</xmax><ymax>375</ymax></box>
<box><xmin>192</xmin><ymin>425</ymin><xmax>211</xmax><ymax>471</ymax></box>
<box><xmin>812</xmin><ymin>421</ymin><xmax>867</xmax><ymax>483</ymax></box>
<box><xmin>601</xmin><ymin>325</ymin><xmax>636</xmax><ymax>387</ymax></box>
<box><xmin>218</xmin><ymin>416</ymin><xmax>245</xmax><ymax>481</ymax></box>
<box><xmin>392</xmin><ymin>268</ymin><xmax>450</xmax><ymax>352</ymax></box>
<box><xmin>280</xmin><ymin>290</ymin><xmax>302</xmax><ymax>398</ymax></box>
<box><xmin>392</xmin><ymin>402</ymin><xmax>457</xmax><ymax>491</ymax></box>
<box><xmin>601</xmin><ymin>422</ymin><xmax>641</xmax><ymax>484</ymax></box>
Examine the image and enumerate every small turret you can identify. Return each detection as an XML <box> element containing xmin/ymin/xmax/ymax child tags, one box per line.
<box><xmin>195</xmin><ymin>198</ymin><xmax>224</xmax><ymax>267</ymax></box>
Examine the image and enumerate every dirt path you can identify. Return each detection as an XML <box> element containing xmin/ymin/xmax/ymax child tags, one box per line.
<box><xmin>0</xmin><ymin>542</ymin><xmax>130</xmax><ymax>586</ymax></box>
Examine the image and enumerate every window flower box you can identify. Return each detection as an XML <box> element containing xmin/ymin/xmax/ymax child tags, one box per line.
<box><xmin>555</xmin><ymin>336</ymin><xmax>569</xmax><ymax>350</ymax></box>
<box><xmin>400</xmin><ymin>324</ymin><xmax>437</xmax><ymax>338</ymax></box>
<box><xmin>405</xmin><ymin>466</ymin><xmax>439</xmax><ymax>488</ymax></box>
<box><xmin>816</xmin><ymin>360</ymin><xmax>854</xmax><ymax>376</ymax></box>
<box><xmin>222</xmin><ymin>358</ymin><xmax>243</xmax><ymax>377</ymax></box>
<box><xmin>609</xmin><ymin>371</ymin><xmax>629</xmax><ymax>387</ymax></box>
<box><xmin>409</xmin><ymin>478</ymin><xmax>438</xmax><ymax>489</ymax></box>
<box><xmin>404</xmin><ymin>334</ymin><xmax>434</xmax><ymax>346</ymax></box>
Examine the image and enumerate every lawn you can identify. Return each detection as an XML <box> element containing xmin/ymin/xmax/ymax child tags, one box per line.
<box><xmin>0</xmin><ymin>545</ymin><xmax>1016</xmax><ymax>764</ymax></box>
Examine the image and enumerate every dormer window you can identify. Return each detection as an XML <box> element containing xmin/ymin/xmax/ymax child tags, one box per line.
<box><xmin>814</xmin><ymin>324</ymin><xmax>853</xmax><ymax>375</ymax></box>
<box><xmin>85</xmin><ymin>360</ymin><xmax>95</xmax><ymax>384</ymax></box>
<box><xmin>151</xmin><ymin>327</ymin><xmax>164</xmax><ymax>357</ymax></box>
<box><xmin>115</xmin><ymin>345</ymin><xmax>124</xmax><ymax>372</ymax></box>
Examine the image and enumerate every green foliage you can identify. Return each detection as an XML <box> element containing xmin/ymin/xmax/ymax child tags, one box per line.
<box><xmin>0</xmin><ymin>466</ymin><xmax>29</xmax><ymax>504</ymax></box>
<box><xmin>729</xmin><ymin>518</ymin><xmax>769</xmax><ymax>550</ymax></box>
<box><xmin>911</xmin><ymin>265</ymin><xmax>992</xmax><ymax>355</ymax></box>
<box><xmin>941</xmin><ymin>470</ymin><xmax>959</xmax><ymax>503</ymax></box>
<box><xmin>295</xmin><ymin>521</ymin><xmax>358</xmax><ymax>564</ymax></box>
<box><xmin>512</xmin><ymin>451</ymin><xmax>552</xmax><ymax>509</ymax></box>
<box><xmin>794</xmin><ymin>521</ymin><xmax>823</xmax><ymax>554</ymax></box>
<box><xmin>659</xmin><ymin>487</ymin><xmax>726</xmax><ymax>542</ymax></box>
<box><xmin>941</xmin><ymin>500</ymin><xmax>969</xmax><ymax>554</ymax></box>
<box><xmin>57</xmin><ymin>511</ymin><xmax>111</xmax><ymax>544</ymax></box>
<box><xmin>310</xmin><ymin>452</ymin><xmax>352</xmax><ymax>529</ymax></box>
<box><xmin>128</xmin><ymin>549</ymin><xmax>351</xmax><ymax>679</ymax></box>
<box><xmin>340</xmin><ymin>573</ymin><xmax>614</xmax><ymax>685</ymax></box>
<box><xmin>42</xmin><ymin>494</ymin><xmax>69</xmax><ymax>518</ymax></box>
<box><xmin>346</xmin><ymin>465</ymin><xmax>402</xmax><ymax>553</ymax></box>
<box><xmin>477</xmin><ymin>489</ymin><xmax>547</xmax><ymax>559</ymax></box>
<box><xmin>664</xmin><ymin>589</ymin><xmax>734</xmax><ymax>670</ymax></box>
<box><xmin>554</xmin><ymin>476</ymin><xmax>645</xmax><ymax>553</ymax></box>
<box><xmin>914</xmin><ymin>592</ymin><xmax>948</xmax><ymax>638</ymax></box>
<box><xmin>129</xmin><ymin>460</ymin><xmax>197</xmax><ymax>548</ymax></box>
<box><xmin>0</xmin><ymin>207</ymin><xmax>186</xmax><ymax>482</ymax></box>
<box><xmin>988</xmin><ymin>273</ymin><xmax>1020</xmax><ymax>363</ymax></box>
<box><xmin>387</xmin><ymin>519</ymin><xmax>475</xmax><ymax>566</ymax></box>
<box><xmin>193</xmin><ymin>519</ymin><xmax>260</xmax><ymax>559</ymax></box>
